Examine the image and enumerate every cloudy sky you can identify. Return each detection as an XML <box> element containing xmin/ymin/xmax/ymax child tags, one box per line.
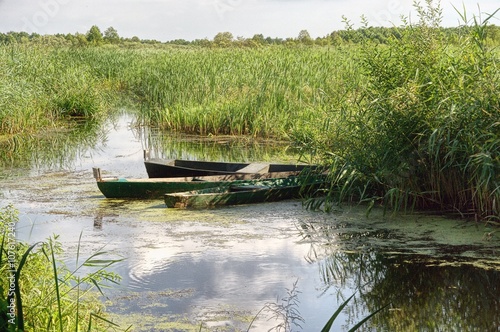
<box><xmin>0</xmin><ymin>0</ymin><xmax>498</xmax><ymax>41</ymax></box>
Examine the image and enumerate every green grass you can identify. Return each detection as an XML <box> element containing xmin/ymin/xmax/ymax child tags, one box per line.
<box><xmin>0</xmin><ymin>205</ymin><xmax>127</xmax><ymax>331</ymax></box>
<box><xmin>0</xmin><ymin>44</ymin><xmax>359</xmax><ymax>139</ymax></box>
<box><xmin>0</xmin><ymin>45</ymin><xmax>114</xmax><ymax>135</ymax></box>
<box><xmin>118</xmin><ymin>45</ymin><xmax>361</xmax><ymax>138</ymax></box>
<box><xmin>305</xmin><ymin>2</ymin><xmax>499</xmax><ymax>220</ymax></box>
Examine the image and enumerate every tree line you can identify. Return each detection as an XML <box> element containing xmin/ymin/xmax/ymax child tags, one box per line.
<box><xmin>1</xmin><ymin>24</ymin><xmax>499</xmax><ymax>47</ymax></box>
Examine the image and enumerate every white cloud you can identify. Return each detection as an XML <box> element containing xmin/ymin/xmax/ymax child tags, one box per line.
<box><xmin>0</xmin><ymin>0</ymin><xmax>498</xmax><ymax>41</ymax></box>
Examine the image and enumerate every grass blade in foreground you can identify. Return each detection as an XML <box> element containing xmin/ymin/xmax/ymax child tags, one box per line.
<box><xmin>321</xmin><ymin>292</ymin><xmax>389</xmax><ymax>332</ymax></box>
<box><xmin>11</xmin><ymin>243</ymin><xmax>40</xmax><ymax>332</ymax></box>
<box><xmin>321</xmin><ymin>293</ymin><xmax>355</xmax><ymax>332</ymax></box>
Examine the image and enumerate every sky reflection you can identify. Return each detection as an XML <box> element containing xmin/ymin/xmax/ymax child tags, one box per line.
<box><xmin>1</xmin><ymin>113</ymin><xmax>499</xmax><ymax>331</ymax></box>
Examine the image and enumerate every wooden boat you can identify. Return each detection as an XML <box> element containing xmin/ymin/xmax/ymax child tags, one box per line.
<box><xmin>93</xmin><ymin>167</ymin><xmax>322</xmax><ymax>199</ymax></box>
<box><xmin>164</xmin><ymin>177</ymin><xmax>325</xmax><ymax>209</ymax></box>
<box><xmin>144</xmin><ymin>158</ymin><xmax>319</xmax><ymax>178</ymax></box>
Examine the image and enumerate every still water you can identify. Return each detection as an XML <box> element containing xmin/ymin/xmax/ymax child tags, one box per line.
<box><xmin>1</xmin><ymin>113</ymin><xmax>499</xmax><ymax>331</ymax></box>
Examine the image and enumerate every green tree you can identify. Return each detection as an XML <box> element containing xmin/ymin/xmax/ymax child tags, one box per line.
<box><xmin>213</xmin><ymin>31</ymin><xmax>233</xmax><ymax>47</ymax></box>
<box><xmin>297</xmin><ymin>29</ymin><xmax>313</xmax><ymax>44</ymax></box>
<box><xmin>86</xmin><ymin>25</ymin><xmax>103</xmax><ymax>44</ymax></box>
<box><xmin>74</xmin><ymin>33</ymin><xmax>88</xmax><ymax>46</ymax></box>
<box><xmin>103</xmin><ymin>26</ymin><xmax>120</xmax><ymax>44</ymax></box>
<box><xmin>251</xmin><ymin>33</ymin><xmax>265</xmax><ymax>45</ymax></box>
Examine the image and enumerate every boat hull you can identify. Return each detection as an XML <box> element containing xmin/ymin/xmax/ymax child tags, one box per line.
<box><xmin>164</xmin><ymin>177</ymin><xmax>325</xmax><ymax>208</ymax></box>
<box><xmin>95</xmin><ymin>171</ymin><xmax>317</xmax><ymax>199</ymax></box>
<box><xmin>144</xmin><ymin>159</ymin><xmax>250</xmax><ymax>178</ymax></box>
<box><xmin>144</xmin><ymin>159</ymin><xmax>319</xmax><ymax>178</ymax></box>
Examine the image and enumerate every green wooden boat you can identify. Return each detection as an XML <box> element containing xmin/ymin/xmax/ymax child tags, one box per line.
<box><xmin>144</xmin><ymin>158</ymin><xmax>319</xmax><ymax>178</ymax></box>
<box><xmin>164</xmin><ymin>177</ymin><xmax>325</xmax><ymax>209</ymax></box>
<box><xmin>93</xmin><ymin>167</ymin><xmax>321</xmax><ymax>199</ymax></box>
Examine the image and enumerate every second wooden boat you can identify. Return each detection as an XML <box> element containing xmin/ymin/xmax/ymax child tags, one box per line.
<box><xmin>164</xmin><ymin>177</ymin><xmax>325</xmax><ymax>209</ymax></box>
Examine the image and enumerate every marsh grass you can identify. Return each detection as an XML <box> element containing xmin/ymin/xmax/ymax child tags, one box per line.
<box><xmin>0</xmin><ymin>45</ymin><xmax>114</xmax><ymax>136</ymax></box>
<box><xmin>0</xmin><ymin>205</ymin><xmax>128</xmax><ymax>331</ymax></box>
<box><xmin>307</xmin><ymin>1</ymin><xmax>499</xmax><ymax>219</ymax></box>
<box><xmin>0</xmin><ymin>44</ymin><xmax>358</xmax><ymax>138</ymax></box>
<box><xmin>124</xmin><ymin>46</ymin><xmax>362</xmax><ymax>138</ymax></box>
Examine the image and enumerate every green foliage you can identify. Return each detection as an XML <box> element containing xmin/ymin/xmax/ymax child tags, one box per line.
<box><xmin>213</xmin><ymin>32</ymin><xmax>234</xmax><ymax>47</ymax></box>
<box><xmin>123</xmin><ymin>46</ymin><xmax>358</xmax><ymax>138</ymax></box>
<box><xmin>2</xmin><ymin>22</ymin><xmax>499</xmax><ymax>47</ymax></box>
<box><xmin>0</xmin><ymin>45</ymin><xmax>114</xmax><ymax>137</ymax></box>
<box><xmin>87</xmin><ymin>25</ymin><xmax>104</xmax><ymax>45</ymax></box>
<box><xmin>297</xmin><ymin>30</ymin><xmax>313</xmax><ymax>45</ymax></box>
<box><xmin>309</xmin><ymin>1</ymin><xmax>499</xmax><ymax>219</ymax></box>
<box><xmin>104</xmin><ymin>27</ymin><xmax>120</xmax><ymax>44</ymax></box>
<box><xmin>321</xmin><ymin>292</ymin><xmax>389</xmax><ymax>332</ymax></box>
<box><xmin>0</xmin><ymin>205</ymin><xmax>126</xmax><ymax>331</ymax></box>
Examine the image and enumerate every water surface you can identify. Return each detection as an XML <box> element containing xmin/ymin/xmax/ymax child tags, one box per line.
<box><xmin>1</xmin><ymin>113</ymin><xmax>499</xmax><ymax>331</ymax></box>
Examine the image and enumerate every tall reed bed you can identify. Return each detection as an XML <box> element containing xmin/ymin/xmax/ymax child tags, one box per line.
<box><xmin>0</xmin><ymin>43</ymin><xmax>361</xmax><ymax>140</ymax></box>
<box><xmin>307</xmin><ymin>1</ymin><xmax>499</xmax><ymax>219</ymax></box>
<box><xmin>0</xmin><ymin>45</ymin><xmax>114</xmax><ymax>137</ymax></box>
<box><xmin>121</xmin><ymin>46</ymin><xmax>363</xmax><ymax>138</ymax></box>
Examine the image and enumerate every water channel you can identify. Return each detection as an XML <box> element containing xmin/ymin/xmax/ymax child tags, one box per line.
<box><xmin>1</xmin><ymin>112</ymin><xmax>499</xmax><ymax>331</ymax></box>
